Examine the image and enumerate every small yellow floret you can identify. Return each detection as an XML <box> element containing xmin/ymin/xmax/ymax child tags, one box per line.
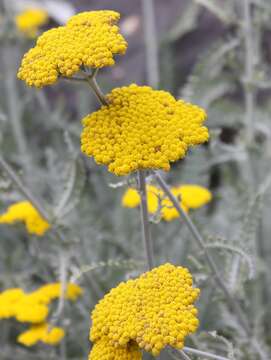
<box><xmin>18</xmin><ymin>323</ymin><xmax>65</xmax><ymax>346</ymax></box>
<box><xmin>122</xmin><ymin>184</ymin><xmax>212</xmax><ymax>221</ymax></box>
<box><xmin>17</xmin><ymin>10</ymin><xmax>127</xmax><ymax>87</ymax></box>
<box><xmin>89</xmin><ymin>263</ymin><xmax>200</xmax><ymax>357</ymax></box>
<box><xmin>0</xmin><ymin>201</ymin><xmax>50</xmax><ymax>236</ymax></box>
<box><xmin>89</xmin><ymin>338</ymin><xmax>142</xmax><ymax>360</ymax></box>
<box><xmin>15</xmin><ymin>8</ymin><xmax>48</xmax><ymax>38</ymax></box>
<box><xmin>81</xmin><ymin>84</ymin><xmax>208</xmax><ymax>176</ymax></box>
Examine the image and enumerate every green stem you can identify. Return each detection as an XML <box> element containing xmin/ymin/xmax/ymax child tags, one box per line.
<box><xmin>141</xmin><ymin>0</ymin><xmax>159</xmax><ymax>88</ymax></box>
<box><xmin>82</xmin><ymin>69</ymin><xmax>109</xmax><ymax>106</ymax></box>
<box><xmin>138</xmin><ymin>170</ymin><xmax>154</xmax><ymax>270</ymax></box>
<box><xmin>183</xmin><ymin>347</ymin><xmax>229</xmax><ymax>360</ymax></box>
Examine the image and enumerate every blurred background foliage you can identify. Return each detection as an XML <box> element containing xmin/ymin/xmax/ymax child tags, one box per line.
<box><xmin>0</xmin><ymin>0</ymin><xmax>271</xmax><ymax>359</ymax></box>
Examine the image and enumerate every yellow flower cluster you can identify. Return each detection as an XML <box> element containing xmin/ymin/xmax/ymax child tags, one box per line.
<box><xmin>17</xmin><ymin>10</ymin><xmax>127</xmax><ymax>88</ymax></box>
<box><xmin>0</xmin><ymin>201</ymin><xmax>50</xmax><ymax>236</ymax></box>
<box><xmin>122</xmin><ymin>184</ymin><xmax>212</xmax><ymax>221</ymax></box>
<box><xmin>18</xmin><ymin>323</ymin><xmax>65</xmax><ymax>346</ymax></box>
<box><xmin>89</xmin><ymin>263</ymin><xmax>199</xmax><ymax>358</ymax></box>
<box><xmin>0</xmin><ymin>283</ymin><xmax>83</xmax><ymax>346</ymax></box>
<box><xmin>81</xmin><ymin>84</ymin><xmax>208</xmax><ymax>176</ymax></box>
<box><xmin>15</xmin><ymin>8</ymin><xmax>49</xmax><ymax>38</ymax></box>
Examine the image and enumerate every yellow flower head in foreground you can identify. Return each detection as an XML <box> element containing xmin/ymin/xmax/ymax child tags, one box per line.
<box><xmin>18</xmin><ymin>323</ymin><xmax>65</xmax><ymax>346</ymax></box>
<box><xmin>0</xmin><ymin>201</ymin><xmax>50</xmax><ymax>236</ymax></box>
<box><xmin>81</xmin><ymin>84</ymin><xmax>208</xmax><ymax>176</ymax></box>
<box><xmin>89</xmin><ymin>263</ymin><xmax>199</xmax><ymax>358</ymax></box>
<box><xmin>15</xmin><ymin>9</ymin><xmax>49</xmax><ymax>38</ymax></box>
<box><xmin>122</xmin><ymin>184</ymin><xmax>212</xmax><ymax>221</ymax></box>
<box><xmin>17</xmin><ymin>10</ymin><xmax>127</xmax><ymax>87</ymax></box>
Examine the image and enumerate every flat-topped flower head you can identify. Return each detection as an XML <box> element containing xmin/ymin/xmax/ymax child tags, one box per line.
<box><xmin>17</xmin><ymin>10</ymin><xmax>127</xmax><ymax>88</ymax></box>
<box><xmin>15</xmin><ymin>8</ymin><xmax>49</xmax><ymax>38</ymax></box>
<box><xmin>0</xmin><ymin>201</ymin><xmax>50</xmax><ymax>236</ymax></box>
<box><xmin>18</xmin><ymin>323</ymin><xmax>65</xmax><ymax>346</ymax></box>
<box><xmin>89</xmin><ymin>263</ymin><xmax>199</xmax><ymax>357</ymax></box>
<box><xmin>122</xmin><ymin>184</ymin><xmax>212</xmax><ymax>221</ymax></box>
<box><xmin>89</xmin><ymin>338</ymin><xmax>142</xmax><ymax>360</ymax></box>
<box><xmin>81</xmin><ymin>84</ymin><xmax>209</xmax><ymax>176</ymax></box>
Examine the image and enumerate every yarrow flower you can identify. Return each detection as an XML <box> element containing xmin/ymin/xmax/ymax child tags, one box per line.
<box><xmin>89</xmin><ymin>263</ymin><xmax>200</xmax><ymax>359</ymax></box>
<box><xmin>18</xmin><ymin>323</ymin><xmax>65</xmax><ymax>346</ymax></box>
<box><xmin>0</xmin><ymin>283</ymin><xmax>83</xmax><ymax>346</ymax></box>
<box><xmin>15</xmin><ymin>8</ymin><xmax>49</xmax><ymax>38</ymax></box>
<box><xmin>81</xmin><ymin>84</ymin><xmax>209</xmax><ymax>176</ymax></box>
<box><xmin>122</xmin><ymin>184</ymin><xmax>212</xmax><ymax>221</ymax></box>
<box><xmin>0</xmin><ymin>201</ymin><xmax>50</xmax><ymax>236</ymax></box>
<box><xmin>17</xmin><ymin>10</ymin><xmax>127</xmax><ymax>88</ymax></box>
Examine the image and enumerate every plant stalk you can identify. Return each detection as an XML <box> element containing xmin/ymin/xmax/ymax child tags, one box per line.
<box><xmin>138</xmin><ymin>170</ymin><xmax>154</xmax><ymax>270</ymax></box>
<box><xmin>141</xmin><ymin>0</ymin><xmax>159</xmax><ymax>88</ymax></box>
<box><xmin>83</xmin><ymin>70</ymin><xmax>109</xmax><ymax>106</ymax></box>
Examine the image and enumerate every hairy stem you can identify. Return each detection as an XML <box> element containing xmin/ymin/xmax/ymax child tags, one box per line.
<box><xmin>50</xmin><ymin>251</ymin><xmax>69</xmax><ymax>327</ymax></box>
<box><xmin>0</xmin><ymin>155</ymin><xmax>50</xmax><ymax>221</ymax></box>
<box><xmin>183</xmin><ymin>346</ymin><xmax>230</xmax><ymax>360</ymax></box>
<box><xmin>0</xmin><ymin>156</ymin><xmax>70</xmax><ymax>247</ymax></box>
<box><xmin>243</xmin><ymin>0</ymin><xmax>255</xmax><ymax>143</ymax></box>
<box><xmin>138</xmin><ymin>170</ymin><xmax>154</xmax><ymax>269</ymax></box>
<box><xmin>141</xmin><ymin>0</ymin><xmax>159</xmax><ymax>88</ymax></box>
<box><xmin>83</xmin><ymin>69</ymin><xmax>109</xmax><ymax>106</ymax></box>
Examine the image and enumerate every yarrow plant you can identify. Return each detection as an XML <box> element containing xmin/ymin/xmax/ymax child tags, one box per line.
<box><xmin>10</xmin><ymin>6</ymin><xmax>258</xmax><ymax>360</ymax></box>
<box><xmin>0</xmin><ymin>283</ymin><xmax>83</xmax><ymax>346</ymax></box>
<box><xmin>17</xmin><ymin>11</ymin><xmax>127</xmax><ymax>87</ymax></box>
<box><xmin>0</xmin><ymin>201</ymin><xmax>50</xmax><ymax>236</ymax></box>
<box><xmin>122</xmin><ymin>184</ymin><xmax>212</xmax><ymax>221</ymax></box>
<box><xmin>15</xmin><ymin>8</ymin><xmax>49</xmax><ymax>38</ymax></box>
<box><xmin>89</xmin><ymin>263</ymin><xmax>199</xmax><ymax>358</ymax></box>
<box><xmin>81</xmin><ymin>84</ymin><xmax>208</xmax><ymax>176</ymax></box>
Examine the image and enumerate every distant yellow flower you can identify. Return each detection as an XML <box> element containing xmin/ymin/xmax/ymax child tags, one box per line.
<box><xmin>122</xmin><ymin>185</ymin><xmax>162</xmax><ymax>214</ymax></box>
<box><xmin>17</xmin><ymin>10</ymin><xmax>127</xmax><ymax>88</ymax></box>
<box><xmin>122</xmin><ymin>184</ymin><xmax>212</xmax><ymax>221</ymax></box>
<box><xmin>15</xmin><ymin>8</ymin><xmax>49</xmax><ymax>38</ymax></box>
<box><xmin>0</xmin><ymin>283</ymin><xmax>83</xmax><ymax>324</ymax></box>
<box><xmin>89</xmin><ymin>338</ymin><xmax>142</xmax><ymax>360</ymax></box>
<box><xmin>176</xmin><ymin>184</ymin><xmax>213</xmax><ymax>209</ymax></box>
<box><xmin>81</xmin><ymin>84</ymin><xmax>208</xmax><ymax>176</ymax></box>
<box><xmin>30</xmin><ymin>282</ymin><xmax>83</xmax><ymax>304</ymax></box>
<box><xmin>18</xmin><ymin>323</ymin><xmax>65</xmax><ymax>346</ymax></box>
<box><xmin>0</xmin><ymin>201</ymin><xmax>50</xmax><ymax>236</ymax></box>
<box><xmin>89</xmin><ymin>263</ymin><xmax>199</xmax><ymax>357</ymax></box>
